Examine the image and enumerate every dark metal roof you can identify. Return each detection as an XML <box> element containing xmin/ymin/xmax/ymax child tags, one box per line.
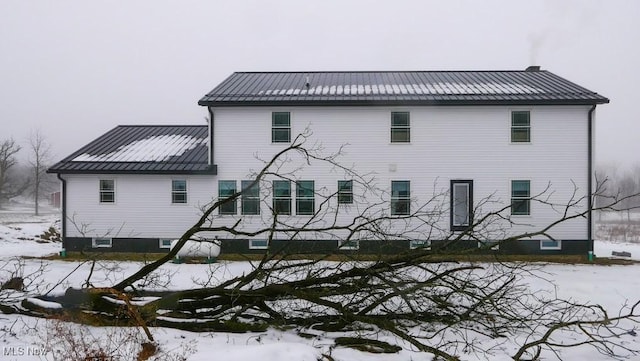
<box><xmin>198</xmin><ymin>70</ymin><xmax>609</xmax><ymax>106</ymax></box>
<box><xmin>48</xmin><ymin>125</ymin><xmax>216</xmax><ymax>175</ymax></box>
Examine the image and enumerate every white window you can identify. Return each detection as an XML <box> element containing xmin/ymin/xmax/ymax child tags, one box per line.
<box><xmin>391</xmin><ymin>112</ymin><xmax>410</xmax><ymax>143</ymax></box>
<box><xmin>338</xmin><ymin>240</ymin><xmax>359</xmax><ymax>250</ymax></box>
<box><xmin>410</xmin><ymin>240</ymin><xmax>431</xmax><ymax>250</ymax></box>
<box><xmin>540</xmin><ymin>239</ymin><xmax>561</xmax><ymax>250</ymax></box>
<box><xmin>511</xmin><ymin>111</ymin><xmax>531</xmax><ymax>143</ymax></box>
<box><xmin>511</xmin><ymin>180</ymin><xmax>531</xmax><ymax>215</ymax></box>
<box><xmin>99</xmin><ymin>180</ymin><xmax>115</xmax><ymax>203</ymax></box>
<box><xmin>92</xmin><ymin>237</ymin><xmax>112</xmax><ymax>248</ymax></box>
<box><xmin>249</xmin><ymin>239</ymin><xmax>269</xmax><ymax>250</ymax></box>
<box><xmin>338</xmin><ymin>180</ymin><xmax>353</xmax><ymax>204</ymax></box>
<box><xmin>478</xmin><ymin>241</ymin><xmax>499</xmax><ymax>251</ymax></box>
<box><xmin>159</xmin><ymin>239</ymin><xmax>173</xmax><ymax>249</ymax></box>
<box><xmin>172</xmin><ymin>180</ymin><xmax>187</xmax><ymax>204</ymax></box>
<box><xmin>272</xmin><ymin>112</ymin><xmax>291</xmax><ymax>143</ymax></box>
<box><xmin>391</xmin><ymin>181</ymin><xmax>410</xmax><ymax>215</ymax></box>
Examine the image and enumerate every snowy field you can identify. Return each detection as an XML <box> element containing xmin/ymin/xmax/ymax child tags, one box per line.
<box><xmin>0</xmin><ymin>207</ymin><xmax>639</xmax><ymax>360</ymax></box>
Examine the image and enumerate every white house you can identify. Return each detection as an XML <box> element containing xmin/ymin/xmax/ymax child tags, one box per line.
<box><xmin>48</xmin><ymin>67</ymin><xmax>609</xmax><ymax>255</ymax></box>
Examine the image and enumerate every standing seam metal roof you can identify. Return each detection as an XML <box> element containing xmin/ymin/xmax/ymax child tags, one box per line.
<box><xmin>198</xmin><ymin>70</ymin><xmax>609</xmax><ymax>106</ymax></box>
<box><xmin>48</xmin><ymin>125</ymin><xmax>215</xmax><ymax>175</ymax></box>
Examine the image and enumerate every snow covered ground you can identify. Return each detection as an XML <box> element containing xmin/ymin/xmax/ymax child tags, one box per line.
<box><xmin>0</xmin><ymin>208</ymin><xmax>639</xmax><ymax>360</ymax></box>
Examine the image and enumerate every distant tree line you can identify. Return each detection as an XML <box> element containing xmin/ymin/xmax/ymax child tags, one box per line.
<box><xmin>0</xmin><ymin>131</ymin><xmax>58</xmax><ymax>214</ymax></box>
<box><xmin>596</xmin><ymin>163</ymin><xmax>640</xmax><ymax>220</ymax></box>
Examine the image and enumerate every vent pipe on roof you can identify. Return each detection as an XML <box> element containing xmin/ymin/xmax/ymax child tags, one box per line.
<box><xmin>526</xmin><ymin>65</ymin><xmax>541</xmax><ymax>72</ymax></box>
<box><xmin>305</xmin><ymin>76</ymin><xmax>310</xmax><ymax>89</ymax></box>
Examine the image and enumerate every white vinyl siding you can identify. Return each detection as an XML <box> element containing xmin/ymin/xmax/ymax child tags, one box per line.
<box><xmin>63</xmin><ymin>105</ymin><xmax>591</xmax><ymax>243</ymax></box>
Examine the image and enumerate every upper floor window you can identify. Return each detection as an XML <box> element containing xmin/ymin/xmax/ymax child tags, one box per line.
<box><xmin>241</xmin><ymin>180</ymin><xmax>260</xmax><ymax>215</ymax></box>
<box><xmin>273</xmin><ymin>180</ymin><xmax>292</xmax><ymax>215</ymax></box>
<box><xmin>171</xmin><ymin>180</ymin><xmax>187</xmax><ymax>204</ymax></box>
<box><xmin>391</xmin><ymin>180</ymin><xmax>410</xmax><ymax>215</ymax></box>
<box><xmin>218</xmin><ymin>180</ymin><xmax>237</xmax><ymax>215</ymax></box>
<box><xmin>272</xmin><ymin>112</ymin><xmax>291</xmax><ymax>143</ymax></box>
<box><xmin>99</xmin><ymin>180</ymin><xmax>115</xmax><ymax>203</ymax></box>
<box><xmin>511</xmin><ymin>180</ymin><xmax>531</xmax><ymax>215</ymax></box>
<box><xmin>391</xmin><ymin>112</ymin><xmax>410</xmax><ymax>143</ymax></box>
<box><xmin>296</xmin><ymin>180</ymin><xmax>315</xmax><ymax>215</ymax></box>
<box><xmin>511</xmin><ymin>111</ymin><xmax>530</xmax><ymax>143</ymax></box>
<box><xmin>337</xmin><ymin>180</ymin><xmax>353</xmax><ymax>204</ymax></box>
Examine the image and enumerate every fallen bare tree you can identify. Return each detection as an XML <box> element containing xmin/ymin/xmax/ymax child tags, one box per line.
<box><xmin>4</xmin><ymin>134</ymin><xmax>640</xmax><ymax>360</ymax></box>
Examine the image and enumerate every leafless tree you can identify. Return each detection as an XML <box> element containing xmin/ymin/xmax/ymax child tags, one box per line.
<box><xmin>0</xmin><ymin>138</ymin><xmax>22</xmax><ymax>207</ymax></box>
<box><xmin>5</xmin><ymin>134</ymin><xmax>640</xmax><ymax>360</ymax></box>
<box><xmin>28</xmin><ymin>129</ymin><xmax>53</xmax><ymax>215</ymax></box>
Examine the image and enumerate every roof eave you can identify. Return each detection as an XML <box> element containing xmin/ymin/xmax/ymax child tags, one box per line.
<box><xmin>47</xmin><ymin>165</ymin><xmax>218</xmax><ymax>176</ymax></box>
<box><xmin>198</xmin><ymin>98</ymin><xmax>610</xmax><ymax>107</ymax></box>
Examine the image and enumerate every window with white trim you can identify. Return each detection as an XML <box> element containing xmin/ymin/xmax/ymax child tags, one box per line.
<box><xmin>99</xmin><ymin>180</ymin><xmax>115</xmax><ymax>203</ymax></box>
<box><xmin>272</xmin><ymin>112</ymin><xmax>291</xmax><ymax>143</ymax></box>
<box><xmin>218</xmin><ymin>180</ymin><xmax>237</xmax><ymax>215</ymax></box>
<box><xmin>391</xmin><ymin>112</ymin><xmax>410</xmax><ymax>143</ymax></box>
<box><xmin>540</xmin><ymin>239</ymin><xmax>561</xmax><ymax>250</ymax></box>
<box><xmin>511</xmin><ymin>111</ymin><xmax>530</xmax><ymax>143</ymax></box>
<box><xmin>172</xmin><ymin>180</ymin><xmax>187</xmax><ymax>204</ymax></box>
<box><xmin>159</xmin><ymin>239</ymin><xmax>173</xmax><ymax>249</ymax></box>
<box><xmin>391</xmin><ymin>181</ymin><xmax>410</xmax><ymax>215</ymax></box>
<box><xmin>241</xmin><ymin>180</ymin><xmax>260</xmax><ymax>215</ymax></box>
<box><xmin>511</xmin><ymin>180</ymin><xmax>531</xmax><ymax>215</ymax></box>
<box><xmin>478</xmin><ymin>241</ymin><xmax>499</xmax><ymax>251</ymax></box>
<box><xmin>338</xmin><ymin>239</ymin><xmax>359</xmax><ymax>250</ymax></box>
<box><xmin>273</xmin><ymin>180</ymin><xmax>291</xmax><ymax>215</ymax></box>
<box><xmin>296</xmin><ymin>180</ymin><xmax>314</xmax><ymax>215</ymax></box>
<box><xmin>410</xmin><ymin>240</ymin><xmax>431</xmax><ymax>250</ymax></box>
<box><xmin>249</xmin><ymin>239</ymin><xmax>269</xmax><ymax>250</ymax></box>
<box><xmin>337</xmin><ymin>180</ymin><xmax>353</xmax><ymax>204</ymax></box>
<box><xmin>92</xmin><ymin>237</ymin><xmax>112</xmax><ymax>248</ymax></box>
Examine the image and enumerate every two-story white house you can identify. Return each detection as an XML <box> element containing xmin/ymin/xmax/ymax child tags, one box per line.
<box><xmin>48</xmin><ymin>67</ymin><xmax>609</xmax><ymax>255</ymax></box>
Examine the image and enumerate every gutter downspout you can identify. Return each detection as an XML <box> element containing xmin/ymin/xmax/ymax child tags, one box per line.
<box><xmin>208</xmin><ymin>107</ymin><xmax>214</xmax><ymax>167</ymax></box>
<box><xmin>588</xmin><ymin>105</ymin><xmax>596</xmax><ymax>257</ymax></box>
<box><xmin>56</xmin><ymin>173</ymin><xmax>67</xmax><ymax>250</ymax></box>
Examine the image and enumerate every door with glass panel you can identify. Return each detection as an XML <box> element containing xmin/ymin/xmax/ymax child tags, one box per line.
<box><xmin>450</xmin><ymin>180</ymin><xmax>473</xmax><ymax>231</ymax></box>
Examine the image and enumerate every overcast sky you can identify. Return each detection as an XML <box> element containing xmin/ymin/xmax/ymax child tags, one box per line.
<box><xmin>1</xmin><ymin>0</ymin><xmax>638</xmax><ymax>168</ymax></box>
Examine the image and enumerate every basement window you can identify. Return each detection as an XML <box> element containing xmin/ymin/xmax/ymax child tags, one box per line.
<box><xmin>478</xmin><ymin>241</ymin><xmax>500</xmax><ymax>251</ymax></box>
<box><xmin>410</xmin><ymin>240</ymin><xmax>431</xmax><ymax>250</ymax></box>
<box><xmin>159</xmin><ymin>239</ymin><xmax>173</xmax><ymax>249</ymax></box>
<box><xmin>92</xmin><ymin>237</ymin><xmax>112</xmax><ymax>248</ymax></box>
<box><xmin>540</xmin><ymin>239</ymin><xmax>561</xmax><ymax>250</ymax></box>
<box><xmin>249</xmin><ymin>239</ymin><xmax>269</xmax><ymax>250</ymax></box>
<box><xmin>338</xmin><ymin>240</ymin><xmax>359</xmax><ymax>250</ymax></box>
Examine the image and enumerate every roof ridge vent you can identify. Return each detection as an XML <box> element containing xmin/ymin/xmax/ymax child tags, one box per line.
<box><xmin>526</xmin><ymin>65</ymin><xmax>541</xmax><ymax>72</ymax></box>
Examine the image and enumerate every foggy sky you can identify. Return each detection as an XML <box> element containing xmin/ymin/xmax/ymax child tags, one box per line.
<box><xmin>1</xmin><ymin>0</ymin><xmax>638</xmax><ymax>168</ymax></box>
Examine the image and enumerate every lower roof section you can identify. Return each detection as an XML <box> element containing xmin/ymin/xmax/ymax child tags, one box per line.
<box><xmin>48</xmin><ymin>125</ymin><xmax>216</xmax><ymax>175</ymax></box>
